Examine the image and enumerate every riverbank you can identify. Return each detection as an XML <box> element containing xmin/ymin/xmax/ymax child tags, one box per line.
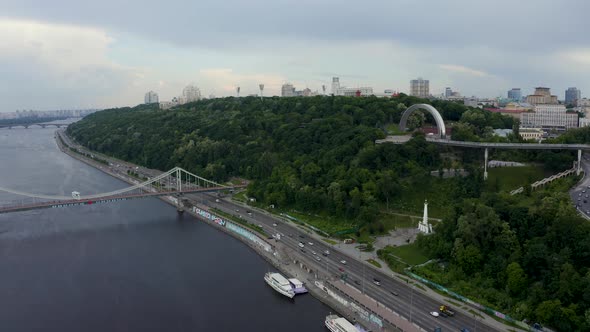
<box><xmin>54</xmin><ymin>130</ymin><xmax>416</xmax><ymax>332</ymax></box>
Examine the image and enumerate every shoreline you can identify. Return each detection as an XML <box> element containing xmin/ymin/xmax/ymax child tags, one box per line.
<box><xmin>54</xmin><ymin>129</ymin><xmax>413</xmax><ymax>332</ymax></box>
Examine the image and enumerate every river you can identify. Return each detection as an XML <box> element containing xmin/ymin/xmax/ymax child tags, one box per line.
<box><xmin>0</xmin><ymin>127</ymin><xmax>331</xmax><ymax>331</ymax></box>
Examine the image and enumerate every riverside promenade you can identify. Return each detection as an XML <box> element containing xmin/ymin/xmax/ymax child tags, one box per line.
<box><xmin>55</xmin><ymin>130</ymin><xmax>419</xmax><ymax>331</ymax></box>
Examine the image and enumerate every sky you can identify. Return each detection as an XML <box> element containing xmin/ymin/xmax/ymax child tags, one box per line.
<box><xmin>0</xmin><ymin>0</ymin><xmax>589</xmax><ymax>111</ymax></box>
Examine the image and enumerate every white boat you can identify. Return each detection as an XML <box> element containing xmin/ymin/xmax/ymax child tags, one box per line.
<box><xmin>288</xmin><ymin>278</ymin><xmax>308</xmax><ymax>294</ymax></box>
<box><xmin>325</xmin><ymin>314</ymin><xmax>359</xmax><ymax>332</ymax></box>
<box><xmin>264</xmin><ymin>272</ymin><xmax>295</xmax><ymax>298</ymax></box>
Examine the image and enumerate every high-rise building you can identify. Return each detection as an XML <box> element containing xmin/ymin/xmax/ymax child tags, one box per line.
<box><xmin>144</xmin><ymin>91</ymin><xmax>159</xmax><ymax>104</ymax></box>
<box><xmin>445</xmin><ymin>87</ymin><xmax>452</xmax><ymax>98</ymax></box>
<box><xmin>565</xmin><ymin>87</ymin><xmax>581</xmax><ymax>106</ymax></box>
<box><xmin>410</xmin><ymin>78</ymin><xmax>429</xmax><ymax>98</ymax></box>
<box><xmin>507</xmin><ymin>88</ymin><xmax>522</xmax><ymax>101</ymax></box>
<box><xmin>281</xmin><ymin>83</ymin><xmax>296</xmax><ymax>97</ymax></box>
<box><xmin>331</xmin><ymin>77</ymin><xmax>340</xmax><ymax>95</ymax></box>
<box><xmin>526</xmin><ymin>87</ymin><xmax>558</xmax><ymax>105</ymax></box>
<box><xmin>182</xmin><ymin>84</ymin><xmax>201</xmax><ymax>103</ymax></box>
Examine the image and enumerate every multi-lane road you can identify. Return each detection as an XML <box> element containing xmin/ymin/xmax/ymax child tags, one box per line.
<box><xmin>59</xmin><ymin>129</ymin><xmax>498</xmax><ymax>332</ymax></box>
<box><xmin>195</xmin><ymin>193</ymin><xmax>495</xmax><ymax>332</ymax></box>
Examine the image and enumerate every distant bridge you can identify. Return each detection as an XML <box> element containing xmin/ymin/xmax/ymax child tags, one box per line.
<box><xmin>0</xmin><ymin>122</ymin><xmax>72</xmax><ymax>129</ymax></box>
<box><xmin>0</xmin><ymin>167</ymin><xmax>245</xmax><ymax>214</ymax></box>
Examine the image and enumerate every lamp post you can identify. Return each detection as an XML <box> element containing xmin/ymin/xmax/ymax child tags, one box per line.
<box><xmin>410</xmin><ymin>285</ymin><xmax>415</xmax><ymax>323</ymax></box>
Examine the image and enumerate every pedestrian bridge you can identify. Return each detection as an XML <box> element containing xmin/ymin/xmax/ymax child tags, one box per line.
<box><xmin>378</xmin><ymin>103</ymin><xmax>590</xmax><ymax>179</ymax></box>
<box><xmin>0</xmin><ymin>167</ymin><xmax>245</xmax><ymax>214</ymax></box>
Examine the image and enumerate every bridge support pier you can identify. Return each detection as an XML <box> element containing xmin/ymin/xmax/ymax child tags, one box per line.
<box><xmin>578</xmin><ymin>149</ymin><xmax>582</xmax><ymax>176</ymax></box>
<box><xmin>484</xmin><ymin>148</ymin><xmax>489</xmax><ymax>180</ymax></box>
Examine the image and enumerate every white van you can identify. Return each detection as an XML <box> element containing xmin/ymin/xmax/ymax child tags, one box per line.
<box><xmin>298</xmin><ymin>242</ymin><xmax>305</xmax><ymax>248</ymax></box>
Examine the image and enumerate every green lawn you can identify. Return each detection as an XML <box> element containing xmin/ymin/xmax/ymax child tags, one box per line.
<box><xmin>485</xmin><ymin>165</ymin><xmax>545</xmax><ymax>192</ymax></box>
<box><xmin>386</xmin><ymin>177</ymin><xmax>459</xmax><ymax>218</ymax></box>
<box><xmin>283</xmin><ymin>210</ymin><xmax>356</xmax><ymax>235</ymax></box>
<box><xmin>386</xmin><ymin>124</ymin><xmax>407</xmax><ymax>135</ymax></box>
<box><xmin>232</xmin><ymin>191</ymin><xmax>247</xmax><ymax>203</ymax></box>
<box><xmin>380</xmin><ymin>213</ymin><xmax>419</xmax><ymax>230</ymax></box>
<box><xmin>366</xmin><ymin>259</ymin><xmax>382</xmax><ymax>268</ymax></box>
<box><xmin>381</xmin><ymin>243</ymin><xmax>430</xmax><ymax>266</ymax></box>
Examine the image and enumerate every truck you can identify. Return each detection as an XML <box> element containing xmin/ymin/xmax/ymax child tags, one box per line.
<box><xmin>439</xmin><ymin>305</ymin><xmax>455</xmax><ymax>317</ymax></box>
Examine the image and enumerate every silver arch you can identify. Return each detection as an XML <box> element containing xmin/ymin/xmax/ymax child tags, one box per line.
<box><xmin>399</xmin><ymin>104</ymin><xmax>446</xmax><ymax>138</ymax></box>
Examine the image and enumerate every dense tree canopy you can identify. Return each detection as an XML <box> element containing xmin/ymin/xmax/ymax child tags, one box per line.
<box><xmin>68</xmin><ymin>95</ymin><xmax>478</xmax><ymax>222</ymax></box>
<box><xmin>417</xmin><ymin>188</ymin><xmax>590</xmax><ymax>331</ymax></box>
<box><xmin>68</xmin><ymin>95</ymin><xmax>586</xmax><ymax>330</ymax></box>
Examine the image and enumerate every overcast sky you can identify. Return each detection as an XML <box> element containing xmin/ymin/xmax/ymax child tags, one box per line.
<box><xmin>0</xmin><ymin>0</ymin><xmax>589</xmax><ymax>111</ymax></box>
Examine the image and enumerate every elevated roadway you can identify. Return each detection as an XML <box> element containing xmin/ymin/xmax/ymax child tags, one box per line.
<box><xmin>377</xmin><ymin>135</ymin><xmax>588</xmax><ymax>179</ymax></box>
<box><xmin>57</xmin><ymin>129</ymin><xmax>499</xmax><ymax>331</ymax></box>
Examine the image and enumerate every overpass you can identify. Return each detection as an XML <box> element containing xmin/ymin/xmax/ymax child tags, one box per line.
<box><xmin>379</xmin><ymin>103</ymin><xmax>590</xmax><ymax>179</ymax></box>
<box><xmin>0</xmin><ymin>166</ymin><xmax>245</xmax><ymax>214</ymax></box>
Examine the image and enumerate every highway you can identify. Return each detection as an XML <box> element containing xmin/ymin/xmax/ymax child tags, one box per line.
<box><xmin>59</xmin><ymin>129</ymin><xmax>497</xmax><ymax>332</ymax></box>
<box><xmin>195</xmin><ymin>193</ymin><xmax>494</xmax><ymax>332</ymax></box>
<box><xmin>571</xmin><ymin>155</ymin><xmax>590</xmax><ymax>219</ymax></box>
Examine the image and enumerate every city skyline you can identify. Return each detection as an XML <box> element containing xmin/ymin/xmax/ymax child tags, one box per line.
<box><xmin>0</xmin><ymin>0</ymin><xmax>589</xmax><ymax>111</ymax></box>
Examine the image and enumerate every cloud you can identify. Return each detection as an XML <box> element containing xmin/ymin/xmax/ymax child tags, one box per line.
<box><xmin>0</xmin><ymin>18</ymin><xmax>144</xmax><ymax>109</ymax></box>
<box><xmin>438</xmin><ymin>64</ymin><xmax>489</xmax><ymax>77</ymax></box>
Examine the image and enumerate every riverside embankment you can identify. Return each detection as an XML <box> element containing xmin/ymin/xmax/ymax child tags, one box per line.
<box><xmin>55</xmin><ymin>129</ymin><xmax>420</xmax><ymax>332</ymax></box>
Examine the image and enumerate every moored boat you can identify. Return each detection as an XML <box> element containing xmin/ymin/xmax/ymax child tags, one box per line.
<box><xmin>264</xmin><ymin>272</ymin><xmax>295</xmax><ymax>298</ymax></box>
<box><xmin>325</xmin><ymin>314</ymin><xmax>360</xmax><ymax>332</ymax></box>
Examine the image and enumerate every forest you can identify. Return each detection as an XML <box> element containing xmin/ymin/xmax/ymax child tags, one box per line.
<box><xmin>67</xmin><ymin>95</ymin><xmax>589</xmax><ymax>330</ymax></box>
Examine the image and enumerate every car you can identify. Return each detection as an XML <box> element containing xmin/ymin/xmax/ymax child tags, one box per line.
<box><xmin>300</xmin><ymin>249</ymin><xmax>306</xmax><ymax>253</ymax></box>
<box><xmin>584</xmin><ymin>190</ymin><xmax>587</xmax><ymax>193</ymax></box>
<box><xmin>315</xmin><ymin>256</ymin><xmax>321</xmax><ymax>262</ymax></box>
<box><xmin>584</xmin><ymin>200</ymin><xmax>587</xmax><ymax>203</ymax></box>
<box><xmin>298</xmin><ymin>242</ymin><xmax>305</xmax><ymax>248</ymax></box>
<box><xmin>258</xmin><ymin>224</ymin><xmax>263</xmax><ymax>228</ymax></box>
<box><xmin>311</xmin><ymin>251</ymin><xmax>317</xmax><ymax>255</ymax></box>
<box><xmin>324</xmin><ymin>250</ymin><xmax>330</xmax><ymax>255</ymax></box>
<box><xmin>429</xmin><ymin>311</ymin><xmax>440</xmax><ymax>317</ymax></box>
<box><xmin>215</xmin><ymin>199</ymin><xmax>220</xmax><ymax>202</ymax></box>
<box><xmin>248</xmin><ymin>212</ymin><xmax>252</xmax><ymax>216</ymax></box>
<box><xmin>390</xmin><ymin>290</ymin><xmax>399</xmax><ymax>296</ymax></box>
<box><xmin>586</xmin><ymin>195</ymin><xmax>588</xmax><ymax>198</ymax></box>
<box><xmin>235</xmin><ymin>209</ymin><xmax>239</xmax><ymax>212</ymax></box>
<box><xmin>340</xmin><ymin>260</ymin><xmax>347</xmax><ymax>265</ymax></box>
<box><xmin>288</xmin><ymin>234</ymin><xmax>293</xmax><ymax>237</ymax></box>
<box><xmin>308</xmin><ymin>242</ymin><xmax>313</xmax><ymax>246</ymax></box>
<box><xmin>299</xmin><ymin>235</ymin><xmax>305</xmax><ymax>239</ymax></box>
<box><xmin>272</xmin><ymin>223</ymin><xmax>277</xmax><ymax>227</ymax></box>
<box><xmin>338</xmin><ymin>267</ymin><xmax>345</xmax><ymax>272</ymax></box>
<box><xmin>373</xmin><ymin>278</ymin><xmax>381</xmax><ymax>286</ymax></box>
<box><xmin>353</xmin><ymin>280</ymin><xmax>361</xmax><ymax>285</ymax></box>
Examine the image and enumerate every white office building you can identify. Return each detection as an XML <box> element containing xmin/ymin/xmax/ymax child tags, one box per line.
<box><xmin>183</xmin><ymin>84</ymin><xmax>201</xmax><ymax>103</ymax></box>
<box><xmin>520</xmin><ymin>104</ymin><xmax>578</xmax><ymax>132</ymax></box>
<box><xmin>144</xmin><ymin>91</ymin><xmax>159</xmax><ymax>104</ymax></box>
<box><xmin>330</xmin><ymin>77</ymin><xmax>373</xmax><ymax>96</ymax></box>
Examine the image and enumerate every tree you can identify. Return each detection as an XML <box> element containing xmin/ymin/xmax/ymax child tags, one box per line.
<box><xmin>505</xmin><ymin>262</ymin><xmax>527</xmax><ymax>296</ymax></box>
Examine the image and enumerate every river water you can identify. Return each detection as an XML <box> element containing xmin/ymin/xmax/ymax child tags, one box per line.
<box><xmin>0</xmin><ymin>127</ymin><xmax>331</xmax><ymax>331</ymax></box>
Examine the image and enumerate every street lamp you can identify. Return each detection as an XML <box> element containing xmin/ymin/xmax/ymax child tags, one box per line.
<box><xmin>410</xmin><ymin>285</ymin><xmax>415</xmax><ymax>323</ymax></box>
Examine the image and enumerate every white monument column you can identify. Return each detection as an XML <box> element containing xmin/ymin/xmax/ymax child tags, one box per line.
<box><xmin>418</xmin><ymin>200</ymin><xmax>431</xmax><ymax>234</ymax></box>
